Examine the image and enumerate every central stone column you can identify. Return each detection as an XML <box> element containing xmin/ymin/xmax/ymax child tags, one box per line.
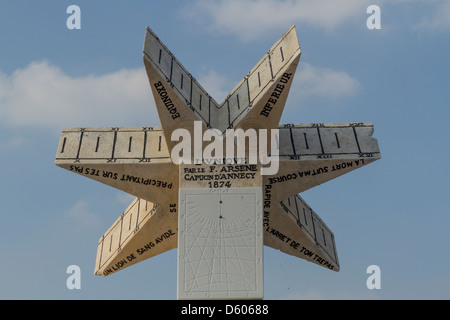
<box><xmin>177</xmin><ymin>163</ymin><xmax>263</xmax><ymax>300</ymax></box>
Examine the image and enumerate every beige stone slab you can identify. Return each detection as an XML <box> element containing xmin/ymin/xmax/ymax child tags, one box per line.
<box><xmin>144</xmin><ymin>58</ymin><xmax>209</xmax><ymax>154</ymax></box>
<box><xmin>230</xmin><ymin>26</ymin><xmax>300</xmax><ymax>133</ymax></box>
<box><xmin>113</xmin><ymin>131</ymin><xmax>147</xmax><ymax>159</ymax></box>
<box><xmin>205</xmin><ymin>100</ymin><xmax>226</xmax><ymax>132</ymax></box>
<box><xmin>55</xmin><ymin>127</ymin><xmax>171</xmax><ymax>162</ymax></box>
<box><xmin>190</xmin><ymin>80</ymin><xmax>212</xmax><ymax>127</ymax></box>
<box><xmin>269</xmin><ymin>25</ymin><xmax>301</xmax><ymax>78</ymax></box>
<box><xmin>78</xmin><ymin>130</ymin><xmax>116</xmax><ymax>159</ymax></box>
<box><xmin>144</xmin><ymin>129</ymin><xmax>170</xmax><ymax>159</ymax></box>
<box><xmin>264</xmin><ymin>194</ymin><xmax>339</xmax><ymax>271</ymax></box>
<box><xmin>236</xmin><ymin>56</ymin><xmax>300</xmax><ymax>132</ymax></box>
<box><xmin>95</xmin><ymin>197</ymin><xmax>178</xmax><ymax>276</ymax></box>
<box><xmin>265</xmin><ymin>122</ymin><xmax>381</xmax><ymax>201</ymax></box>
<box><xmin>289</xmin><ymin>127</ymin><xmax>323</xmax><ymax>156</ymax></box>
<box><xmin>247</xmin><ymin>56</ymin><xmax>273</xmax><ymax>103</ymax></box>
<box><xmin>143</xmin><ymin>27</ymin><xmax>212</xmax><ymax>138</ymax></box>
<box><xmin>226</xmin><ymin>81</ymin><xmax>251</xmax><ymax>129</ymax></box>
<box><xmin>55</xmin><ymin>127</ymin><xmax>177</xmax><ymax>205</ymax></box>
<box><xmin>354</xmin><ymin>125</ymin><xmax>380</xmax><ymax>155</ymax></box>
<box><xmin>142</xmin><ymin>28</ymin><xmax>173</xmax><ymax>81</ymax></box>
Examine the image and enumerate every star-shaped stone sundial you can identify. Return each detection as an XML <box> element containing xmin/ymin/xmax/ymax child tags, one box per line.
<box><xmin>55</xmin><ymin>25</ymin><xmax>380</xmax><ymax>300</ymax></box>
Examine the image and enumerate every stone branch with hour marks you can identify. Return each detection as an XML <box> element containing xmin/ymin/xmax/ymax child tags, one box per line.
<box><xmin>55</xmin><ymin>121</ymin><xmax>379</xmax><ymax>278</ymax></box>
<box><xmin>55</xmin><ymin>122</ymin><xmax>378</xmax><ymax>201</ymax></box>
<box><xmin>55</xmin><ymin>24</ymin><xmax>380</xmax><ymax>300</ymax></box>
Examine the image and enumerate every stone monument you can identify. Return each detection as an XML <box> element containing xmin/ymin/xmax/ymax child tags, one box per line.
<box><xmin>55</xmin><ymin>25</ymin><xmax>380</xmax><ymax>300</ymax></box>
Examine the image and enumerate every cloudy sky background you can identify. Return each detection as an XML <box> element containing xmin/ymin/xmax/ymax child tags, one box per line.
<box><xmin>0</xmin><ymin>0</ymin><xmax>449</xmax><ymax>299</ymax></box>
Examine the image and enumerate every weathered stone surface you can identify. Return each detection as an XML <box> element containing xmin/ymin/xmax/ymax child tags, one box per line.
<box><xmin>265</xmin><ymin>194</ymin><xmax>339</xmax><ymax>272</ymax></box>
<box><xmin>95</xmin><ymin>198</ymin><xmax>177</xmax><ymax>277</ymax></box>
<box><xmin>56</xmin><ymin>25</ymin><xmax>380</xmax><ymax>300</ymax></box>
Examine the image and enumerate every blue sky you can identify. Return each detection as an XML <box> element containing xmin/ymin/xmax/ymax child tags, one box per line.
<box><xmin>0</xmin><ymin>0</ymin><xmax>449</xmax><ymax>300</ymax></box>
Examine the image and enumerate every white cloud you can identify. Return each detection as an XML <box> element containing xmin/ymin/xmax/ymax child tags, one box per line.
<box><xmin>0</xmin><ymin>137</ymin><xmax>27</xmax><ymax>150</ymax></box>
<box><xmin>187</xmin><ymin>0</ymin><xmax>450</xmax><ymax>41</ymax></box>
<box><xmin>416</xmin><ymin>1</ymin><xmax>450</xmax><ymax>30</ymax></box>
<box><xmin>0</xmin><ymin>61</ymin><xmax>156</xmax><ymax>130</ymax></box>
<box><xmin>64</xmin><ymin>200</ymin><xmax>101</xmax><ymax>230</ymax></box>
<box><xmin>187</xmin><ymin>0</ymin><xmax>375</xmax><ymax>41</ymax></box>
<box><xmin>294</xmin><ymin>62</ymin><xmax>360</xmax><ymax>100</ymax></box>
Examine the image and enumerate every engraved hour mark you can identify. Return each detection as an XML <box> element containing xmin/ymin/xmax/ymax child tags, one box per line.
<box><xmin>95</xmin><ymin>136</ymin><xmax>100</xmax><ymax>152</ymax></box>
<box><xmin>129</xmin><ymin>213</ymin><xmax>133</xmax><ymax>231</ymax></box>
<box><xmin>334</xmin><ymin>133</ymin><xmax>340</xmax><ymax>148</ymax></box>
<box><xmin>61</xmin><ymin>137</ymin><xmax>67</xmax><ymax>153</ymax></box>
<box><xmin>303</xmin><ymin>133</ymin><xmax>309</xmax><ymax>149</ymax></box>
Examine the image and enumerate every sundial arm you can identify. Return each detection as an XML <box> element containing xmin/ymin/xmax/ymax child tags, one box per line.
<box><xmin>234</xmin><ymin>25</ymin><xmax>301</xmax><ymax>132</ymax></box>
<box><xmin>95</xmin><ymin>197</ymin><xmax>177</xmax><ymax>276</ymax></box>
<box><xmin>143</xmin><ymin>25</ymin><xmax>301</xmax><ymax>140</ymax></box>
<box><xmin>266</xmin><ymin>123</ymin><xmax>381</xmax><ymax>202</ymax></box>
<box><xmin>143</xmin><ymin>26</ymin><xmax>214</xmax><ymax>151</ymax></box>
<box><xmin>55</xmin><ymin>127</ymin><xmax>178</xmax><ymax>206</ymax></box>
<box><xmin>262</xmin><ymin>122</ymin><xmax>380</xmax><ymax>272</ymax></box>
<box><xmin>264</xmin><ymin>194</ymin><xmax>339</xmax><ymax>271</ymax></box>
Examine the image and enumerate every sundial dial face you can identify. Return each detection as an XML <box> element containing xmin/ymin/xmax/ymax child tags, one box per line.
<box><xmin>55</xmin><ymin>25</ymin><xmax>380</xmax><ymax>300</ymax></box>
<box><xmin>178</xmin><ymin>184</ymin><xmax>263</xmax><ymax>299</ymax></box>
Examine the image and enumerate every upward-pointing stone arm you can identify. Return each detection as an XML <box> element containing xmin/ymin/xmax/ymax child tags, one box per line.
<box><xmin>233</xmin><ymin>25</ymin><xmax>301</xmax><ymax>132</ymax></box>
<box><xmin>143</xmin><ymin>26</ymin><xmax>213</xmax><ymax>149</ymax></box>
<box><xmin>143</xmin><ymin>25</ymin><xmax>301</xmax><ymax>140</ymax></box>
